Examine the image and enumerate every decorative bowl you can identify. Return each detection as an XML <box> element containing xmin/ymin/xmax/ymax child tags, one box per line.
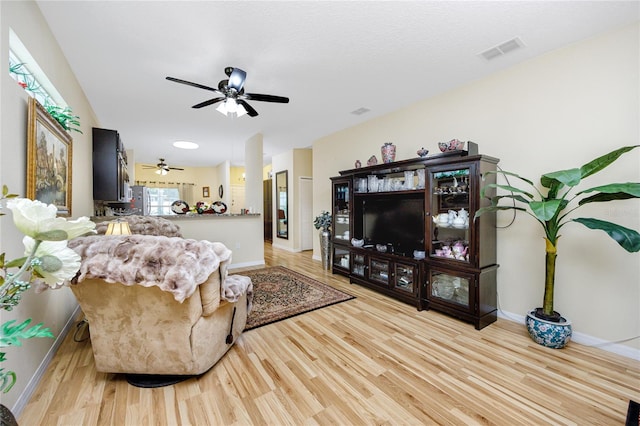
<box><xmin>351</xmin><ymin>238</ymin><xmax>364</xmax><ymax>247</ymax></box>
<box><xmin>376</xmin><ymin>244</ymin><xmax>387</xmax><ymax>253</ymax></box>
<box><xmin>438</xmin><ymin>139</ymin><xmax>466</xmax><ymax>152</ymax></box>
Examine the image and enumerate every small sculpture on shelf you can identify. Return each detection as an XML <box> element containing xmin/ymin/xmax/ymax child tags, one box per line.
<box><xmin>417</xmin><ymin>147</ymin><xmax>429</xmax><ymax>157</ymax></box>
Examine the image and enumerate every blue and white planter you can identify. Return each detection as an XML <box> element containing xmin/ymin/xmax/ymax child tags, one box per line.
<box><xmin>525</xmin><ymin>310</ymin><xmax>572</xmax><ymax>349</ymax></box>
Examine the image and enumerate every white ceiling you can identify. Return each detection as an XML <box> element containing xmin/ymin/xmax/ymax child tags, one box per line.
<box><xmin>36</xmin><ymin>1</ymin><xmax>639</xmax><ymax>169</ymax></box>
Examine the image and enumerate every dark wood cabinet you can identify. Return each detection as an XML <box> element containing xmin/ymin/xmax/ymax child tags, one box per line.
<box><xmin>92</xmin><ymin>127</ymin><xmax>129</xmax><ymax>202</ymax></box>
<box><xmin>331</xmin><ymin>150</ymin><xmax>499</xmax><ymax>329</ymax></box>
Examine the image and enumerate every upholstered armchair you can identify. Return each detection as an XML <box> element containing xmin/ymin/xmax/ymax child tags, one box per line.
<box><xmin>68</xmin><ymin>216</ymin><xmax>252</xmax><ymax>378</ymax></box>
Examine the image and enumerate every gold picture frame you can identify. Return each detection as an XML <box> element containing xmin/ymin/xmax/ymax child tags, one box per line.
<box><xmin>202</xmin><ymin>186</ymin><xmax>210</xmax><ymax>198</ymax></box>
<box><xmin>27</xmin><ymin>97</ymin><xmax>73</xmax><ymax>216</ymax></box>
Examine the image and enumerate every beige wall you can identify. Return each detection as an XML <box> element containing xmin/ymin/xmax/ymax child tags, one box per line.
<box><xmin>272</xmin><ymin>148</ymin><xmax>312</xmax><ymax>252</ymax></box>
<box><xmin>313</xmin><ymin>23</ymin><xmax>640</xmax><ymax>353</ymax></box>
<box><xmin>173</xmin><ymin>216</ymin><xmax>264</xmax><ymax>269</ymax></box>
<box><xmin>0</xmin><ymin>1</ymin><xmax>99</xmax><ymax>410</ymax></box>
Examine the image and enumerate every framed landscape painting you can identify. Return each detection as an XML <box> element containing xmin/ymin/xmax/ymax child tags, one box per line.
<box><xmin>27</xmin><ymin>97</ymin><xmax>73</xmax><ymax>216</ymax></box>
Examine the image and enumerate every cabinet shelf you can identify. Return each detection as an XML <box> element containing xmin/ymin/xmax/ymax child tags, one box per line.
<box><xmin>354</xmin><ymin>189</ymin><xmax>425</xmax><ymax>197</ymax></box>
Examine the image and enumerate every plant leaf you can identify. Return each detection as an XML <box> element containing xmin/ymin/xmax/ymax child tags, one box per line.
<box><xmin>484</xmin><ymin>170</ymin><xmax>535</xmax><ymax>186</ymax></box>
<box><xmin>542</xmin><ymin>168</ymin><xmax>582</xmax><ymax>188</ymax></box>
<box><xmin>473</xmin><ymin>205</ymin><xmax>527</xmax><ymax>220</ymax></box>
<box><xmin>578</xmin><ymin>182</ymin><xmax>640</xmax><ymax>197</ymax></box>
<box><xmin>480</xmin><ymin>183</ymin><xmax>534</xmax><ymax>200</ymax></box>
<box><xmin>572</xmin><ymin>218</ymin><xmax>640</xmax><ymax>252</ymax></box>
<box><xmin>490</xmin><ymin>194</ymin><xmax>533</xmax><ymax>205</ymax></box>
<box><xmin>0</xmin><ymin>319</ymin><xmax>54</xmax><ymax>347</ymax></box>
<box><xmin>580</xmin><ymin>145</ymin><xmax>640</xmax><ymax>179</ymax></box>
<box><xmin>0</xmin><ymin>368</ymin><xmax>17</xmax><ymax>393</ymax></box>
<box><xmin>529</xmin><ymin>199</ymin><xmax>564</xmax><ymax>221</ymax></box>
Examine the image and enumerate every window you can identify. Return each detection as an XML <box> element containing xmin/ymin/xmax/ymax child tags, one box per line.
<box><xmin>148</xmin><ymin>187</ymin><xmax>180</xmax><ymax>216</ymax></box>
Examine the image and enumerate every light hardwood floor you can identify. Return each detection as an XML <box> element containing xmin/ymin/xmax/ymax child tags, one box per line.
<box><xmin>20</xmin><ymin>243</ymin><xmax>640</xmax><ymax>425</ymax></box>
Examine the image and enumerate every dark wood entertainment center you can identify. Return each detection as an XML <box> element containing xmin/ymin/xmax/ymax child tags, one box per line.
<box><xmin>330</xmin><ymin>148</ymin><xmax>499</xmax><ymax>329</ymax></box>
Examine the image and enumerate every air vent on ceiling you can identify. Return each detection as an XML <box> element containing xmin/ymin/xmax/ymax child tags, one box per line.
<box><xmin>479</xmin><ymin>37</ymin><xmax>525</xmax><ymax>61</ymax></box>
<box><xmin>351</xmin><ymin>107</ymin><xmax>371</xmax><ymax>116</ymax></box>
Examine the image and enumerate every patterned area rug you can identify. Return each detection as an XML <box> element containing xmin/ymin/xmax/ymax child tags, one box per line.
<box><xmin>238</xmin><ymin>266</ymin><xmax>354</xmax><ymax>330</ymax></box>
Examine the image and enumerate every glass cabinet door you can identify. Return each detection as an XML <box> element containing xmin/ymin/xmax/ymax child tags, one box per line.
<box><xmin>333</xmin><ymin>246</ymin><xmax>350</xmax><ymax>271</ymax></box>
<box><xmin>429</xmin><ymin>167</ymin><xmax>471</xmax><ymax>263</ymax></box>
<box><xmin>351</xmin><ymin>252</ymin><xmax>366</xmax><ymax>278</ymax></box>
<box><xmin>332</xmin><ymin>180</ymin><xmax>350</xmax><ymax>242</ymax></box>
<box><xmin>369</xmin><ymin>258</ymin><xmax>390</xmax><ymax>286</ymax></box>
<box><xmin>393</xmin><ymin>262</ymin><xmax>416</xmax><ymax>294</ymax></box>
<box><xmin>429</xmin><ymin>270</ymin><xmax>471</xmax><ymax>308</ymax></box>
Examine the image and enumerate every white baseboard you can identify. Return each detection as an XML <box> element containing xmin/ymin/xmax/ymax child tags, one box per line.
<box><xmin>229</xmin><ymin>260</ymin><xmax>265</xmax><ymax>270</ymax></box>
<box><xmin>12</xmin><ymin>304</ymin><xmax>83</xmax><ymax>416</ymax></box>
<box><xmin>497</xmin><ymin>310</ymin><xmax>640</xmax><ymax>361</ymax></box>
<box><xmin>270</xmin><ymin>243</ymin><xmax>298</xmax><ymax>252</ymax></box>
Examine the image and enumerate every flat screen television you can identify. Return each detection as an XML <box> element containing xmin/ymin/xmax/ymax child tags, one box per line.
<box><xmin>361</xmin><ymin>197</ymin><xmax>424</xmax><ymax>256</ymax></box>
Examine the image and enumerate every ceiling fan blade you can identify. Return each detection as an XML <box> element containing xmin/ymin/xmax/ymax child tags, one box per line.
<box><xmin>166</xmin><ymin>76</ymin><xmax>221</xmax><ymax>93</ymax></box>
<box><xmin>169</xmin><ymin>167</ymin><xmax>185</xmax><ymax>171</ymax></box>
<box><xmin>245</xmin><ymin>93</ymin><xmax>289</xmax><ymax>103</ymax></box>
<box><xmin>192</xmin><ymin>97</ymin><xmax>225</xmax><ymax>109</ymax></box>
<box><xmin>237</xmin><ymin>99</ymin><xmax>259</xmax><ymax>117</ymax></box>
<box><xmin>228</xmin><ymin>68</ymin><xmax>247</xmax><ymax>92</ymax></box>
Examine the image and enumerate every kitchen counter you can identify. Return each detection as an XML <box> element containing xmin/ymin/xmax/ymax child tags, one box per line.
<box><xmin>92</xmin><ymin>213</ymin><xmax>265</xmax><ymax>269</ymax></box>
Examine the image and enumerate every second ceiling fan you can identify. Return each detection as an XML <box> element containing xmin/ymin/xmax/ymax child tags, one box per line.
<box><xmin>142</xmin><ymin>158</ymin><xmax>184</xmax><ymax>175</ymax></box>
<box><xmin>166</xmin><ymin>66</ymin><xmax>289</xmax><ymax>117</ymax></box>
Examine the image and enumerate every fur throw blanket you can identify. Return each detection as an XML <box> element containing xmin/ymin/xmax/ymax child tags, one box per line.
<box><xmin>96</xmin><ymin>215</ymin><xmax>182</xmax><ymax>238</ymax></box>
<box><xmin>68</xmin><ymin>234</ymin><xmax>231</xmax><ymax>303</ymax></box>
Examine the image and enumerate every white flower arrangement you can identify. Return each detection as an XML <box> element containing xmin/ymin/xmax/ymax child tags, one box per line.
<box><xmin>0</xmin><ymin>186</ymin><xmax>96</xmax><ymax>393</ymax></box>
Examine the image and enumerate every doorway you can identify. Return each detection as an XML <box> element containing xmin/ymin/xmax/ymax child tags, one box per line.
<box><xmin>263</xmin><ymin>179</ymin><xmax>272</xmax><ymax>241</ymax></box>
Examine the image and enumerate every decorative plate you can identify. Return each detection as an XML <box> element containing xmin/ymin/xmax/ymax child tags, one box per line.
<box><xmin>367</xmin><ymin>155</ymin><xmax>378</xmax><ymax>166</ymax></box>
<box><xmin>171</xmin><ymin>200</ymin><xmax>189</xmax><ymax>214</ymax></box>
<box><xmin>211</xmin><ymin>201</ymin><xmax>227</xmax><ymax>214</ymax></box>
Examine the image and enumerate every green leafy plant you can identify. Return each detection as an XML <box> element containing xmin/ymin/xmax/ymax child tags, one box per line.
<box><xmin>44</xmin><ymin>105</ymin><xmax>82</xmax><ymax>134</ymax></box>
<box><xmin>0</xmin><ymin>185</ymin><xmax>96</xmax><ymax>393</ymax></box>
<box><xmin>474</xmin><ymin>145</ymin><xmax>640</xmax><ymax>321</ymax></box>
<box><xmin>314</xmin><ymin>210</ymin><xmax>332</xmax><ymax>232</ymax></box>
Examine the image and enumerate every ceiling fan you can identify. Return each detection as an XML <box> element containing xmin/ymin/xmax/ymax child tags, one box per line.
<box><xmin>142</xmin><ymin>158</ymin><xmax>184</xmax><ymax>175</ymax></box>
<box><xmin>166</xmin><ymin>66</ymin><xmax>289</xmax><ymax>117</ymax></box>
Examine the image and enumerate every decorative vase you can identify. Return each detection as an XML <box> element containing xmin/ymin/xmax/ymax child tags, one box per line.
<box><xmin>525</xmin><ymin>310</ymin><xmax>572</xmax><ymax>349</ymax></box>
<box><xmin>0</xmin><ymin>404</ymin><xmax>18</xmax><ymax>426</ymax></box>
<box><xmin>381</xmin><ymin>142</ymin><xmax>396</xmax><ymax>163</ymax></box>
<box><xmin>319</xmin><ymin>230</ymin><xmax>331</xmax><ymax>270</ymax></box>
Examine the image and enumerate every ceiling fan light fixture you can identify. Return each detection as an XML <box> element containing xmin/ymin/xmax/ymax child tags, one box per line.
<box><xmin>236</xmin><ymin>103</ymin><xmax>248</xmax><ymax>118</ymax></box>
<box><xmin>155</xmin><ymin>168</ymin><xmax>168</xmax><ymax>176</ymax></box>
<box><xmin>216</xmin><ymin>102</ymin><xmax>228</xmax><ymax>116</ymax></box>
<box><xmin>226</xmin><ymin>98</ymin><xmax>238</xmax><ymax>113</ymax></box>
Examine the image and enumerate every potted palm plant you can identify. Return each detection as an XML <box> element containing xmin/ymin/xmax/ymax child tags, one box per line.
<box><xmin>474</xmin><ymin>145</ymin><xmax>640</xmax><ymax>348</ymax></box>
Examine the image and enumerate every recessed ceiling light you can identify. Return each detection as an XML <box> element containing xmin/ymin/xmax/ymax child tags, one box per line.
<box><xmin>173</xmin><ymin>140</ymin><xmax>199</xmax><ymax>150</ymax></box>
